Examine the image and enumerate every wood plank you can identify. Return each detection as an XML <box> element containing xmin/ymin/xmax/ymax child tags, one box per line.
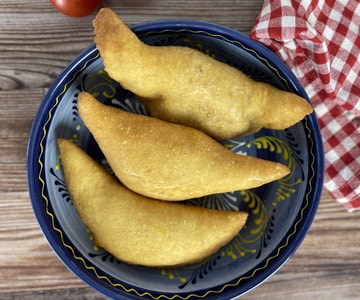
<box><xmin>0</xmin><ymin>191</ymin><xmax>84</xmax><ymax>291</ymax></box>
<box><xmin>0</xmin><ymin>89</ymin><xmax>44</xmax><ymax>192</ymax></box>
<box><xmin>0</xmin><ymin>0</ymin><xmax>264</xmax><ymax>90</ymax></box>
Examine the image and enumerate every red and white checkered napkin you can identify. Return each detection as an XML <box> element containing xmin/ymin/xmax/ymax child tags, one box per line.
<box><xmin>251</xmin><ymin>0</ymin><xmax>360</xmax><ymax>211</ymax></box>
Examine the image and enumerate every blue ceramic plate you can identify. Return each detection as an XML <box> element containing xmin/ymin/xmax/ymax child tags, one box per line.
<box><xmin>27</xmin><ymin>20</ymin><xmax>324</xmax><ymax>299</ymax></box>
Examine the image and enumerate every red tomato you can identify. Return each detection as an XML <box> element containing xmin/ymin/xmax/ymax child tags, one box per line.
<box><xmin>50</xmin><ymin>0</ymin><xmax>103</xmax><ymax>17</ymax></box>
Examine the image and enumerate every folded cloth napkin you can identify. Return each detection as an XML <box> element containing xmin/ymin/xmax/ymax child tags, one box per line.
<box><xmin>251</xmin><ymin>0</ymin><xmax>360</xmax><ymax>211</ymax></box>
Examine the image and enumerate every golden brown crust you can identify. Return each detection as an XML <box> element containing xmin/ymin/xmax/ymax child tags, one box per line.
<box><xmin>58</xmin><ymin>138</ymin><xmax>248</xmax><ymax>267</ymax></box>
<box><xmin>78</xmin><ymin>92</ymin><xmax>289</xmax><ymax>201</ymax></box>
<box><xmin>93</xmin><ymin>8</ymin><xmax>313</xmax><ymax>139</ymax></box>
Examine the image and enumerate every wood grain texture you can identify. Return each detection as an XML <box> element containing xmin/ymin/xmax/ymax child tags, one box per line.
<box><xmin>1</xmin><ymin>0</ymin><xmax>359</xmax><ymax>299</ymax></box>
<box><xmin>0</xmin><ymin>0</ymin><xmax>260</xmax><ymax>91</ymax></box>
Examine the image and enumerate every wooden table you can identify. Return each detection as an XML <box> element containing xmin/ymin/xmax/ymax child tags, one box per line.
<box><xmin>1</xmin><ymin>1</ymin><xmax>359</xmax><ymax>299</ymax></box>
